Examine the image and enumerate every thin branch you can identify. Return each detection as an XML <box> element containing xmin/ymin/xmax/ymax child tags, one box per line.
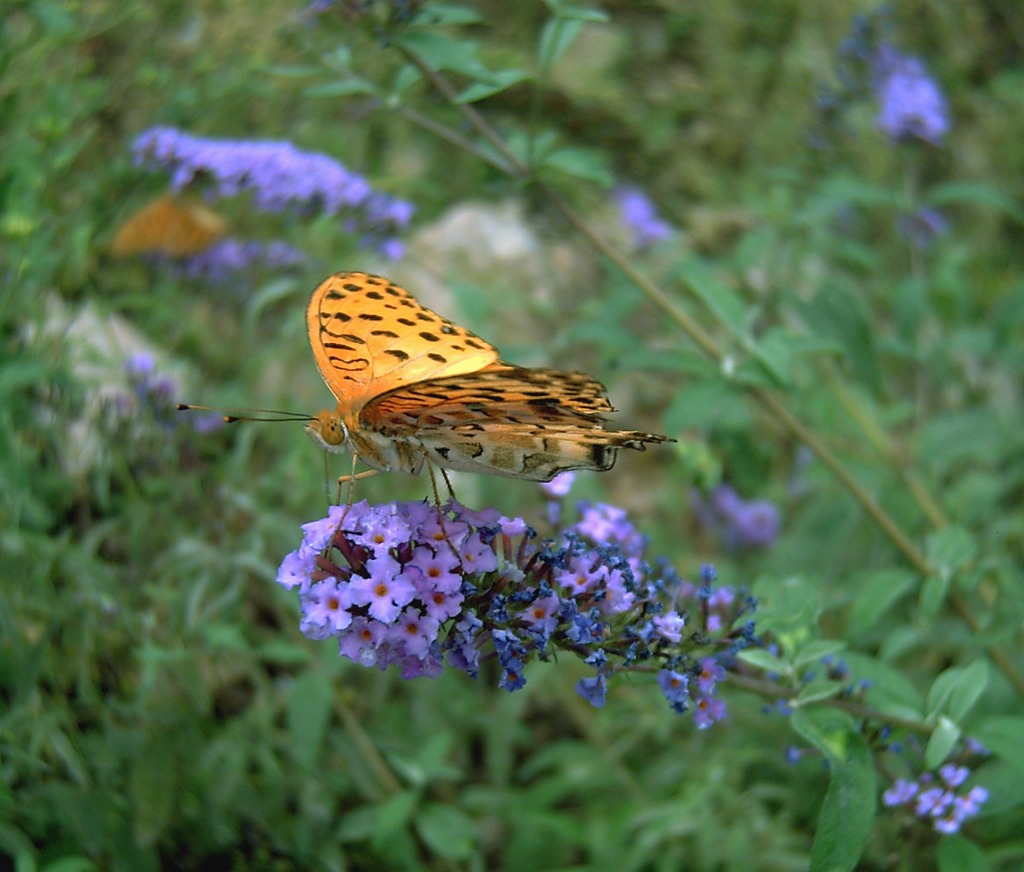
<box><xmin>395</xmin><ymin>48</ymin><xmax>1024</xmax><ymax>699</ymax></box>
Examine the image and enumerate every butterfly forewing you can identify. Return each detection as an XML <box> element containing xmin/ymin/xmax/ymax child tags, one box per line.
<box><xmin>307</xmin><ymin>272</ymin><xmax>500</xmax><ymax>418</ymax></box>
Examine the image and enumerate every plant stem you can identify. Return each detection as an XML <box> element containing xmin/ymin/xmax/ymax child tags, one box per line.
<box><xmin>396</xmin><ymin>48</ymin><xmax>1024</xmax><ymax>699</ymax></box>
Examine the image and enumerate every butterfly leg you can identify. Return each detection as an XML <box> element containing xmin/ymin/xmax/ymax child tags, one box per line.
<box><xmin>439</xmin><ymin>466</ymin><xmax>458</xmax><ymax>502</ymax></box>
<box><xmin>334</xmin><ymin>450</ymin><xmax>381</xmax><ymax>508</ymax></box>
<box><xmin>424</xmin><ymin>456</ymin><xmax>461</xmax><ymax>561</ymax></box>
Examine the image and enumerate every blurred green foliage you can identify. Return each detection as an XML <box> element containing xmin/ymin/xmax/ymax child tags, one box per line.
<box><xmin>3</xmin><ymin>1</ymin><xmax>1024</xmax><ymax>870</ymax></box>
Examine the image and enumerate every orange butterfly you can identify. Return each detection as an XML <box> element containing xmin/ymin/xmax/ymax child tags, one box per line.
<box><xmin>110</xmin><ymin>195</ymin><xmax>228</xmax><ymax>257</ymax></box>
<box><xmin>304</xmin><ymin>271</ymin><xmax>671</xmax><ymax>482</ymax></box>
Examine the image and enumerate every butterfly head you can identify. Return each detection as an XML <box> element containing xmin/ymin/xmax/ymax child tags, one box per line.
<box><xmin>306</xmin><ymin>410</ymin><xmax>349</xmax><ymax>453</ymax></box>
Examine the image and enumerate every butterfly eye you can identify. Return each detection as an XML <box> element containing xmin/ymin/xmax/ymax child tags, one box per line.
<box><xmin>306</xmin><ymin>412</ymin><xmax>348</xmax><ymax>451</ymax></box>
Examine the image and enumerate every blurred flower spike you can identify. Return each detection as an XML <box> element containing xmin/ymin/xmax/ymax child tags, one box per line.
<box><xmin>132</xmin><ymin>126</ymin><xmax>414</xmax><ymax>260</ymax></box>
<box><xmin>613</xmin><ymin>186</ymin><xmax>673</xmax><ymax>249</ymax></box>
<box><xmin>181</xmin><ymin>239</ymin><xmax>309</xmax><ymax>281</ymax></box>
<box><xmin>278</xmin><ymin>496</ymin><xmax>756</xmax><ymax>724</ymax></box>
<box><xmin>692</xmin><ymin>484</ymin><xmax>781</xmax><ymax>550</ymax></box>
<box><xmin>882</xmin><ymin>763</ymin><xmax>989</xmax><ymax>835</ymax></box>
<box><xmin>873</xmin><ymin>45</ymin><xmax>950</xmax><ymax>145</ymax></box>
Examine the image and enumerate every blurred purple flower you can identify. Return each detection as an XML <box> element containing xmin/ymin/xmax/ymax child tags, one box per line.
<box><xmin>692</xmin><ymin>484</ymin><xmax>781</xmax><ymax>550</ymax></box>
<box><xmin>613</xmin><ymin>186</ymin><xmax>673</xmax><ymax>249</ymax></box>
<box><xmin>898</xmin><ymin>207</ymin><xmax>949</xmax><ymax>250</ymax></box>
<box><xmin>873</xmin><ymin>45</ymin><xmax>950</xmax><ymax>145</ymax></box>
<box><xmin>883</xmin><ymin>765</ymin><xmax>988</xmax><ymax>834</ymax></box>
<box><xmin>132</xmin><ymin>127</ymin><xmax>413</xmax><ymax>258</ymax></box>
<box><xmin>180</xmin><ymin>238</ymin><xmax>308</xmax><ymax>281</ymax></box>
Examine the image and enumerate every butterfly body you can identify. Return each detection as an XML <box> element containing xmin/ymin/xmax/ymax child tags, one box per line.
<box><xmin>306</xmin><ymin>272</ymin><xmax>670</xmax><ymax>482</ymax></box>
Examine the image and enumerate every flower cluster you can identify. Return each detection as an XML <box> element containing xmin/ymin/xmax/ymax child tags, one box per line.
<box><xmin>813</xmin><ymin>10</ymin><xmax>951</xmax><ymax>154</ymax></box>
<box><xmin>691</xmin><ymin>484</ymin><xmax>780</xmax><ymax>550</ymax></box>
<box><xmin>613</xmin><ymin>186</ymin><xmax>673</xmax><ymax>250</ymax></box>
<box><xmin>277</xmin><ymin>492</ymin><xmax>755</xmax><ymax>724</ymax></box>
<box><xmin>131</xmin><ymin>126</ymin><xmax>414</xmax><ymax>263</ymax></box>
<box><xmin>882</xmin><ymin>764</ymin><xmax>988</xmax><ymax>835</ymax></box>
<box><xmin>872</xmin><ymin>45</ymin><xmax>950</xmax><ymax>146</ymax></box>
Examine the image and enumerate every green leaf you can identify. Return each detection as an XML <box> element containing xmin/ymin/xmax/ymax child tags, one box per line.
<box><xmin>613</xmin><ymin>346</ymin><xmax>718</xmax><ymax>375</ymax></box>
<box><xmin>537</xmin><ymin>17</ymin><xmax>585</xmax><ymax>71</ymax></box>
<box><xmin>947</xmin><ymin>660</ymin><xmax>990</xmax><ymax>722</ymax></box>
<box><xmin>926</xmin><ymin>526</ymin><xmax>978</xmax><ymax>579</ymax></box>
<box><xmin>415</xmin><ymin>3</ymin><xmax>485</xmax><ymax>25</ymax></box>
<box><xmin>795</xmin><ymin>677</ymin><xmax>844</xmax><ymax>706</ymax></box>
<box><xmin>970</xmin><ymin>715</ymin><xmax>1024</xmax><ymax>763</ymax></box>
<box><xmin>751</xmin><ymin>575</ymin><xmax>822</xmax><ymax>657</ymax></box>
<box><xmin>306</xmin><ymin>79</ymin><xmax>377</xmax><ymax>97</ymax></box>
<box><xmin>131</xmin><ymin>734</ymin><xmax>179</xmax><ymax>846</ymax></box>
<box><xmin>537</xmin><ymin>146</ymin><xmax>613</xmax><ymax>186</ymax></box>
<box><xmin>663</xmin><ymin>379</ymin><xmax>750</xmax><ymax>432</ymax></box>
<box><xmin>846</xmin><ymin>568</ymin><xmax>917</xmax><ymax>638</ymax></box>
<box><xmin>371</xmin><ymin>790</ymin><xmax>420</xmax><ymax>847</ymax></box>
<box><xmin>394</xmin><ymin>31</ymin><xmax>488</xmax><ymax>79</ymax></box>
<box><xmin>41</xmin><ymin>859</ymin><xmax>98</xmax><ymax>872</ymax></box>
<box><xmin>937</xmin><ymin>836</ymin><xmax>990</xmax><ymax>872</ymax></box>
<box><xmin>843</xmin><ymin>653</ymin><xmax>924</xmax><ymax>721</ymax></box>
<box><xmin>928</xmin><ymin>180</ymin><xmax>1024</xmax><ymax>223</ymax></box>
<box><xmin>791</xmin><ymin>709</ymin><xmax>875</xmax><ymax>872</ymax></box>
<box><xmin>927</xmin><ymin>662</ymin><xmax>988</xmax><ymax>723</ymax></box>
<box><xmin>969</xmin><ymin>758</ymin><xmax>1024</xmax><ymax>815</ymax></box>
<box><xmin>736</xmin><ymin>649</ymin><xmax>789</xmax><ymax>675</ymax></box>
<box><xmin>287</xmin><ymin>671</ymin><xmax>334</xmax><ymax>772</ymax></box>
<box><xmin>677</xmin><ymin>258</ymin><xmax>749</xmax><ymax>340</ymax></box>
<box><xmin>919</xmin><ymin>573</ymin><xmax>951</xmax><ymax>617</ymax></box>
<box><xmin>926</xmin><ymin>716</ymin><xmax>962</xmax><ymax>770</ymax></box>
<box><xmin>456</xmin><ymin>69</ymin><xmax>530</xmax><ymax>103</ymax></box>
<box><xmin>793</xmin><ymin>640</ymin><xmax>847</xmax><ymax>672</ymax></box>
<box><xmin>415</xmin><ymin>804</ymin><xmax>477</xmax><ymax>860</ymax></box>
<box><xmin>542</xmin><ymin>0</ymin><xmax>610</xmax><ymax>21</ymax></box>
<box><xmin>792</xmin><ymin>282</ymin><xmax>881</xmax><ymax>393</ymax></box>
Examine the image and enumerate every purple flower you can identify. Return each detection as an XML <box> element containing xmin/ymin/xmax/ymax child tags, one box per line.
<box><xmin>576</xmin><ymin>674</ymin><xmax>608</xmax><ymax>708</ymax></box>
<box><xmin>301</xmin><ymin>578</ymin><xmax>354</xmax><ymax>633</ymax></box>
<box><xmin>873</xmin><ymin>46</ymin><xmax>950</xmax><ymax>145</ymax></box>
<box><xmin>132</xmin><ymin>127</ymin><xmax>413</xmax><ymax>258</ymax></box>
<box><xmin>652</xmin><ymin>610</ymin><xmax>685</xmax><ymax>643</ymax></box>
<box><xmin>657</xmin><ymin>670</ymin><xmax>690</xmax><ymax>712</ymax></box>
<box><xmin>733</xmin><ymin>500</ymin><xmax>781</xmax><ymax>547</ymax></box>
<box><xmin>278</xmin><ymin>498</ymin><xmax>753</xmax><ymax>718</ymax></box>
<box><xmin>179</xmin><ymin>238</ymin><xmax>308</xmax><ymax>280</ymax></box>
<box><xmin>613</xmin><ymin>186</ymin><xmax>673</xmax><ymax>249</ymax></box>
<box><xmin>939</xmin><ymin>764</ymin><xmax>970</xmax><ymax>789</ymax></box>
<box><xmin>883</xmin><ymin>778</ymin><xmax>919</xmax><ymax>806</ymax></box>
<box><xmin>692</xmin><ymin>484</ymin><xmax>781</xmax><ymax>550</ymax></box>
<box><xmin>277</xmin><ymin>548</ymin><xmax>317</xmax><ymax>591</ymax></box>
<box><xmin>693</xmin><ymin>695</ymin><xmax>727</xmax><ymax>729</ymax></box>
<box><xmin>541</xmin><ymin>471</ymin><xmax>576</xmax><ymax>499</ymax></box>
<box><xmin>696</xmin><ymin>657</ymin><xmax>726</xmax><ymax>694</ymax></box>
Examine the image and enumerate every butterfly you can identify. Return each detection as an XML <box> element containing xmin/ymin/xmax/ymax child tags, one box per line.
<box><xmin>110</xmin><ymin>195</ymin><xmax>228</xmax><ymax>257</ymax></box>
<box><xmin>304</xmin><ymin>271</ymin><xmax>671</xmax><ymax>483</ymax></box>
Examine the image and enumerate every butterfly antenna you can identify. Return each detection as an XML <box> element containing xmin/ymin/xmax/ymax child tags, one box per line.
<box><xmin>176</xmin><ymin>403</ymin><xmax>314</xmax><ymax>425</ymax></box>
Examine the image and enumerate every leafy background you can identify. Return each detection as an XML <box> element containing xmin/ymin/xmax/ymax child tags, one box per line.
<box><xmin>2</xmin><ymin>1</ymin><xmax>1023</xmax><ymax>870</ymax></box>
